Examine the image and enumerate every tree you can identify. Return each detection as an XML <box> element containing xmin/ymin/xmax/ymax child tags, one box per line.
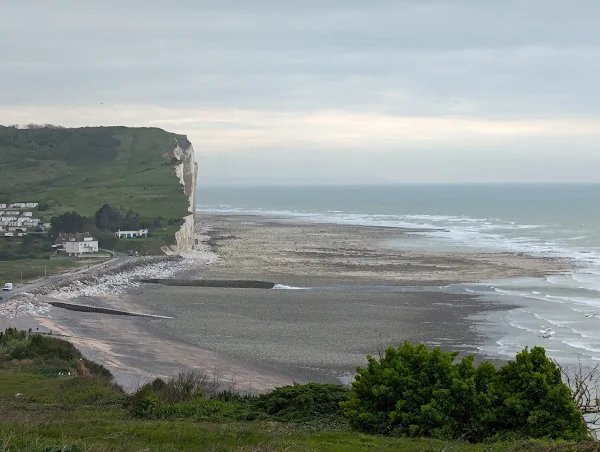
<box><xmin>122</xmin><ymin>209</ymin><xmax>141</xmax><ymax>230</ymax></box>
<box><xmin>341</xmin><ymin>343</ymin><xmax>589</xmax><ymax>442</ymax></box>
<box><xmin>20</xmin><ymin>234</ymin><xmax>35</xmax><ymax>254</ymax></box>
<box><xmin>94</xmin><ymin>203</ymin><xmax>122</xmax><ymax>231</ymax></box>
<box><xmin>50</xmin><ymin>211</ymin><xmax>91</xmax><ymax>235</ymax></box>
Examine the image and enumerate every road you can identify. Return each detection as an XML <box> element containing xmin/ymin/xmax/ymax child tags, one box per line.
<box><xmin>1</xmin><ymin>251</ymin><xmax>130</xmax><ymax>302</ymax></box>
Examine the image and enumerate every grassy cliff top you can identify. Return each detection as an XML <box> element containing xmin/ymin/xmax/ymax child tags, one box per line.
<box><xmin>0</xmin><ymin>125</ymin><xmax>191</xmax><ymax>219</ymax></box>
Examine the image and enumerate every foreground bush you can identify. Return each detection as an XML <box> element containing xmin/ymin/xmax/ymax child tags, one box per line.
<box><xmin>251</xmin><ymin>382</ymin><xmax>349</xmax><ymax>422</ymax></box>
<box><xmin>341</xmin><ymin>342</ymin><xmax>589</xmax><ymax>442</ymax></box>
<box><xmin>127</xmin><ymin>379</ymin><xmax>348</xmax><ymax>423</ymax></box>
<box><xmin>0</xmin><ymin>328</ymin><xmax>114</xmax><ymax>381</ymax></box>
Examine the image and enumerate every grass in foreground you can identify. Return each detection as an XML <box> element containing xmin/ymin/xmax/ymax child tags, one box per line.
<box><xmin>1</xmin><ymin>331</ymin><xmax>598</xmax><ymax>451</ymax></box>
<box><xmin>0</xmin><ymin>378</ymin><xmax>565</xmax><ymax>452</ymax></box>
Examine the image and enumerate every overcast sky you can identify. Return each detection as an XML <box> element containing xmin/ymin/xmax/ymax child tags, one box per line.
<box><xmin>1</xmin><ymin>1</ymin><xmax>599</xmax><ymax>184</ymax></box>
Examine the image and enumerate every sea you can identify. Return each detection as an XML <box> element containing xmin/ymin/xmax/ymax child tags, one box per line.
<box><xmin>196</xmin><ymin>184</ymin><xmax>600</xmax><ymax>367</ymax></box>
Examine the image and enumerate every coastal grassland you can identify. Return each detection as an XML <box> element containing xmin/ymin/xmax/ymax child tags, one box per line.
<box><xmin>0</xmin><ymin>126</ymin><xmax>190</xmax><ymax>219</ymax></box>
<box><xmin>0</xmin><ymin>330</ymin><xmax>597</xmax><ymax>451</ymax></box>
<box><xmin>0</xmin><ymin>125</ymin><xmax>192</xmax><ymax>262</ymax></box>
<box><xmin>0</xmin><ymin>374</ymin><xmax>563</xmax><ymax>452</ymax></box>
<box><xmin>0</xmin><ymin>259</ymin><xmax>89</xmax><ymax>283</ymax></box>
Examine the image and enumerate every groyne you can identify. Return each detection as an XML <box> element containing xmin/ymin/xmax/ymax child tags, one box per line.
<box><xmin>47</xmin><ymin>301</ymin><xmax>172</xmax><ymax>318</ymax></box>
<box><xmin>140</xmin><ymin>278</ymin><xmax>275</xmax><ymax>289</ymax></box>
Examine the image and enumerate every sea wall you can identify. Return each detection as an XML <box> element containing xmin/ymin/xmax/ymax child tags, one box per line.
<box><xmin>140</xmin><ymin>278</ymin><xmax>276</xmax><ymax>289</ymax></box>
<box><xmin>165</xmin><ymin>139</ymin><xmax>198</xmax><ymax>254</ymax></box>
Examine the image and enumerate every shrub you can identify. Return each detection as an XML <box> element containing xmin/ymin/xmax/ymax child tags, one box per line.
<box><xmin>341</xmin><ymin>342</ymin><xmax>589</xmax><ymax>442</ymax></box>
<box><xmin>158</xmin><ymin>370</ymin><xmax>222</xmax><ymax>402</ymax></box>
<box><xmin>252</xmin><ymin>383</ymin><xmax>350</xmax><ymax>422</ymax></box>
<box><xmin>486</xmin><ymin>347</ymin><xmax>589</xmax><ymax>441</ymax></box>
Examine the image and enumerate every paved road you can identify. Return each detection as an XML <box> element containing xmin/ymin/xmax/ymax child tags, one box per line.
<box><xmin>1</xmin><ymin>251</ymin><xmax>130</xmax><ymax>302</ymax></box>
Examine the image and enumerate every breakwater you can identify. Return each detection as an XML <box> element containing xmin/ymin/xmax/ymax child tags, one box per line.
<box><xmin>140</xmin><ymin>278</ymin><xmax>275</xmax><ymax>289</ymax></box>
<box><xmin>47</xmin><ymin>301</ymin><xmax>172</xmax><ymax>318</ymax></box>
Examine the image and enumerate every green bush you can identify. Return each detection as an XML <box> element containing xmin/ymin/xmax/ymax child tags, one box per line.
<box><xmin>485</xmin><ymin>346</ymin><xmax>589</xmax><ymax>441</ymax></box>
<box><xmin>252</xmin><ymin>383</ymin><xmax>350</xmax><ymax>422</ymax></box>
<box><xmin>341</xmin><ymin>342</ymin><xmax>589</xmax><ymax>442</ymax></box>
<box><xmin>1</xmin><ymin>330</ymin><xmax>79</xmax><ymax>362</ymax></box>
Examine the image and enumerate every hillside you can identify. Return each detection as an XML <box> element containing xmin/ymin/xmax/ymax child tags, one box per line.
<box><xmin>0</xmin><ymin>125</ymin><xmax>196</xmax><ymax>258</ymax></box>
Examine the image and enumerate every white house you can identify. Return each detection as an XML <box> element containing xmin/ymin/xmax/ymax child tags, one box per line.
<box><xmin>5</xmin><ymin>211</ymin><xmax>20</xmax><ymax>216</ymax></box>
<box><xmin>4</xmin><ymin>232</ymin><xmax>14</xmax><ymax>237</ymax></box>
<box><xmin>0</xmin><ymin>204</ymin><xmax>6</xmax><ymax>209</ymax></box>
<box><xmin>25</xmin><ymin>202</ymin><xmax>38</xmax><ymax>208</ymax></box>
<box><xmin>17</xmin><ymin>232</ymin><xmax>26</xmax><ymax>237</ymax></box>
<box><xmin>23</xmin><ymin>211</ymin><xmax>33</xmax><ymax>217</ymax></box>
<box><xmin>10</xmin><ymin>203</ymin><xmax>26</xmax><ymax>208</ymax></box>
<box><xmin>55</xmin><ymin>232</ymin><xmax>99</xmax><ymax>256</ymax></box>
<box><xmin>115</xmin><ymin>229</ymin><xmax>149</xmax><ymax>239</ymax></box>
<box><xmin>42</xmin><ymin>223</ymin><xmax>51</xmax><ymax>229</ymax></box>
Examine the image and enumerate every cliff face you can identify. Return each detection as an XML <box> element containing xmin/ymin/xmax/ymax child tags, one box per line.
<box><xmin>165</xmin><ymin>139</ymin><xmax>198</xmax><ymax>254</ymax></box>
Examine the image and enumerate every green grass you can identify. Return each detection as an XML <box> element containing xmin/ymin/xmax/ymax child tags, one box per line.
<box><xmin>0</xmin><ymin>371</ymin><xmax>523</xmax><ymax>452</ymax></box>
<box><xmin>0</xmin><ymin>382</ymin><xmax>591</xmax><ymax>452</ymax></box>
<box><xmin>0</xmin><ymin>333</ymin><xmax>597</xmax><ymax>452</ymax></box>
<box><xmin>0</xmin><ymin>259</ymin><xmax>90</xmax><ymax>284</ymax></box>
<box><xmin>0</xmin><ymin>125</ymin><xmax>189</xmax><ymax>231</ymax></box>
<box><xmin>0</xmin><ymin>126</ymin><xmax>191</xmax><ymax>276</ymax></box>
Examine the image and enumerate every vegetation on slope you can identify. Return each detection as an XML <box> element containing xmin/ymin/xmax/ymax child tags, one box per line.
<box><xmin>0</xmin><ymin>330</ymin><xmax>597</xmax><ymax>451</ymax></box>
<box><xmin>0</xmin><ymin>125</ymin><xmax>192</xmax><ymax>271</ymax></box>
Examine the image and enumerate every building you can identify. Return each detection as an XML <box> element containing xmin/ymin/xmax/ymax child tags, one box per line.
<box><xmin>25</xmin><ymin>203</ymin><xmax>38</xmax><ymax>208</ymax></box>
<box><xmin>4</xmin><ymin>232</ymin><xmax>14</xmax><ymax>237</ymax></box>
<box><xmin>23</xmin><ymin>211</ymin><xmax>33</xmax><ymax>217</ymax></box>
<box><xmin>9</xmin><ymin>203</ymin><xmax>26</xmax><ymax>208</ymax></box>
<box><xmin>43</xmin><ymin>223</ymin><xmax>51</xmax><ymax>229</ymax></box>
<box><xmin>0</xmin><ymin>204</ymin><xmax>5</xmax><ymax>209</ymax></box>
<box><xmin>55</xmin><ymin>232</ymin><xmax>99</xmax><ymax>256</ymax></box>
<box><xmin>115</xmin><ymin>229</ymin><xmax>149</xmax><ymax>239</ymax></box>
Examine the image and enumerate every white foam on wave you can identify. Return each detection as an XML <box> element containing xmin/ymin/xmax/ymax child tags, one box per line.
<box><xmin>198</xmin><ymin>203</ymin><xmax>600</xmax><ymax>273</ymax></box>
<box><xmin>563</xmin><ymin>340</ymin><xmax>600</xmax><ymax>354</ymax></box>
<box><xmin>273</xmin><ymin>284</ymin><xmax>308</xmax><ymax>290</ymax></box>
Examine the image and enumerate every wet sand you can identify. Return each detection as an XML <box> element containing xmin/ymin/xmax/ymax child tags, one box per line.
<box><xmin>135</xmin><ymin>286</ymin><xmax>511</xmax><ymax>384</ymax></box>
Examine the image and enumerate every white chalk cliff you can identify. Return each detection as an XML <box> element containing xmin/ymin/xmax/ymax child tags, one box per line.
<box><xmin>164</xmin><ymin>138</ymin><xmax>198</xmax><ymax>254</ymax></box>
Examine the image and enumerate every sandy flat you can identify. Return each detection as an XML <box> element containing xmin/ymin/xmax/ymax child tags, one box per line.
<box><xmin>192</xmin><ymin>214</ymin><xmax>566</xmax><ymax>286</ymax></box>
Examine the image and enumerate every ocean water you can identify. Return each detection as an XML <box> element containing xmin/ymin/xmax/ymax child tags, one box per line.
<box><xmin>196</xmin><ymin>184</ymin><xmax>600</xmax><ymax>366</ymax></box>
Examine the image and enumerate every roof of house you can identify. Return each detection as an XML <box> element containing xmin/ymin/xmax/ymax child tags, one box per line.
<box><xmin>54</xmin><ymin>232</ymin><xmax>95</xmax><ymax>244</ymax></box>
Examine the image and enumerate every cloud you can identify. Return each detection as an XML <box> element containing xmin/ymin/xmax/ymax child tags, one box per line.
<box><xmin>1</xmin><ymin>1</ymin><xmax>599</xmax><ymax>182</ymax></box>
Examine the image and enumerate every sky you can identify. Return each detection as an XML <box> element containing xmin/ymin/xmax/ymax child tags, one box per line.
<box><xmin>1</xmin><ymin>0</ymin><xmax>600</xmax><ymax>184</ymax></box>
